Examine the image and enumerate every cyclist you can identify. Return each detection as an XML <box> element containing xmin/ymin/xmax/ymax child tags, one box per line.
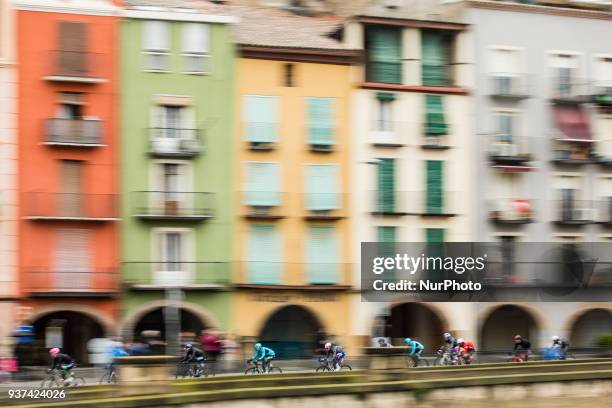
<box><xmin>456</xmin><ymin>338</ymin><xmax>476</xmax><ymax>364</ymax></box>
<box><xmin>377</xmin><ymin>338</ymin><xmax>391</xmax><ymax>348</ymax></box>
<box><xmin>512</xmin><ymin>334</ymin><xmax>531</xmax><ymax>361</ymax></box>
<box><xmin>551</xmin><ymin>336</ymin><xmax>570</xmax><ymax>359</ymax></box>
<box><xmin>442</xmin><ymin>332</ymin><xmax>458</xmax><ymax>362</ymax></box>
<box><xmin>181</xmin><ymin>343</ymin><xmax>206</xmax><ymax>376</ymax></box>
<box><xmin>323</xmin><ymin>342</ymin><xmax>346</xmax><ymax>371</ymax></box>
<box><xmin>48</xmin><ymin>348</ymin><xmax>75</xmax><ymax>385</ymax></box>
<box><xmin>404</xmin><ymin>338</ymin><xmax>424</xmax><ymax>359</ymax></box>
<box><xmin>250</xmin><ymin>343</ymin><xmax>275</xmax><ymax>373</ymax></box>
<box><xmin>108</xmin><ymin>340</ymin><xmax>128</xmax><ymax>373</ymax></box>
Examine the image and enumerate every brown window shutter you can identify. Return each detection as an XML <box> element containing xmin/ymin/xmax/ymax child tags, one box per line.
<box><xmin>58</xmin><ymin>21</ymin><xmax>87</xmax><ymax>75</ymax></box>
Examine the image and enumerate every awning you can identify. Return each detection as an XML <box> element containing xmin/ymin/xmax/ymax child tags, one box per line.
<box><xmin>492</xmin><ymin>165</ymin><xmax>536</xmax><ymax>172</ymax></box>
<box><xmin>376</xmin><ymin>92</ymin><xmax>396</xmax><ymax>101</ymax></box>
<box><xmin>553</xmin><ymin>105</ymin><xmax>591</xmax><ymax>142</ymax></box>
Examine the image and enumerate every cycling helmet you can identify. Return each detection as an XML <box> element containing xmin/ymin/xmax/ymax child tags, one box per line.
<box><xmin>184</xmin><ymin>343</ymin><xmax>193</xmax><ymax>350</ymax></box>
<box><xmin>49</xmin><ymin>347</ymin><xmax>60</xmax><ymax>356</ymax></box>
<box><xmin>514</xmin><ymin>334</ymin><xmax>522</xmax><ymax>340</ymax></box>
<box><xmin>324</xmin><ymin>342</ymin><xmax>332</xmax><ymax>349</ymax></box>
<box><xmin>457</xmin><ymin>338</ymin><xmax>465</xmax><ymax>345</ymax></box>
<box><xmin>552</xmin><ymin>335</ymin><xmax>560</xmax><ymax>341</ymax></box>
<box><xmin>254</xmin><ymin>343</ymin><xmax>262</xmax><ymax>350</ymax></box>
<box><xmin>443</xmin><ymin>332</ymin><xmax>451</xmax><ymax>338</ymax></box>
<box><xmin>404</xmin><ymin>338</ymin><xmax>412</xmax><ymax>344</ymax></box>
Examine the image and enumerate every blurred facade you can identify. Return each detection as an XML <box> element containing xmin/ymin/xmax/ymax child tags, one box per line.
<box><xmin>0</xmin><ymin>0</ymin><xmax>610</xmax><ymax>365</ymax></box>
<box><xmin>118</xmin><ymin>1</ymin><xmax>237</xmax><ymax>349</ymax></box>
<box><xmin>15</xmin><ymin>0</ymin><xmax>120</xmax><ymax>364</ymax></box>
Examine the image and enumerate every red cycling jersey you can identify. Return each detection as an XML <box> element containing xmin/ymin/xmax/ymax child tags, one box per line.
<box><xmin>458</xmin><ymin>341</ymin><xmax>476</xmax><ymax>354</ymax></box>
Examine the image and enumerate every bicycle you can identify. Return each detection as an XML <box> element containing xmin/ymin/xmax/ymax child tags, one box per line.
<box><xmin>508</xmin><ymin>351</ymin><xmax>529</xmax><ymax>362</ymax></box>
<box><xmin>99</xmin><ymin>364</ymin><xmax>117</xmax><ymax>384</ymax></box>
<box><xmin>244</xmin><ymin>359</ymin><xmax>282</xmax><ymax>375</ymax></box>
<box><xmin>41</xmin><ymin>368</ymin><xmax>85</xmax><ymax>388</ymax></box>
<box><xmin>315</xmin><ymin>357</ymin><xmax>352</xmax><ymax>372</ymax></box>
<box><xmin>176</xmin><ymin>361</ymin><xmax>211</xmax><ymax>378</ymax></box>
<box><xmin>456</xmin><ymin>351</ymin><xmax>474</xmax><ymax>365</ymax></box>
<box><xmin>434</xmin><ymin>348</ymin><xmax>455</xmax><ymax>366</ymax></box>
<box><xmin>405</xmin><ymin>353</ymin><xmax>429</xmax><ymax>367</ymax></box>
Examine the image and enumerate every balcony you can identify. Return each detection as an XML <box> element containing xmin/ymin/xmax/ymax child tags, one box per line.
<box><xmin>552</xmin><ymin>138</ymin><xmax>594</xmax><ymax>165</ymax></box>
<box><xmin>488</xmin><ymin>73</ymin><xmax>530</xmax><ymax>100</ymax></box>
<box><xmin>122</xmin><ymin>262</ymin><xmax>230</xmax><ymax>289</ymax></box>
<box><xmin>24</xmin><ymin>192</ymin><xmax>118</xmax><ymax>221</ymax></box>
<box><xmin>307</xmin><ymin>126</ymin><xmax>335</xmax><ymax>153</ymax></box>
<box><xmin>370</xmin><ymin>191</ymin><xmax>458</xmax><ymax>217</ymax></box>
<box><xmin>244</xmin><ymin>122</ymin><xmax>278</xmax><ymax>151</ymax></box>
<box><xmin>43</xmin><ymin>50</ymin><xmax>106</xmax><ymax>84</ymax></box>
<box><xmin>368</xmin><ymin>121</ymin><xmax>405</xmax><ymax>147</ymax></box>
<box><xmin>133</xmin><ymin>191</ymin><xmax>214</xmax><ymax>221</ymax></box>
<box><xmin>421</xmin><ymin>132</ymin><xmax>451</xmax><ymax>150</ymax></box>
<box><xmin>596</xmin><ymin>198</ymin><xmax>612</xmax><ymax>225</ymax></box>
<box><xmin>25</xmin><ymin>270</ymin><xmax>116</xmax><ymax>297</ymax></box>
<box><xmin>243</xmin><ymin>191</ymin><xmax>284</xmax><ymax>220</ymax></box>
<box><xmin>149</xmin><ymin>128</ymin><xmax>202</xmax><ymax>158</ymax></box>
<box><xmin>488</xmin><ymin>199</ymin><xmax>534</xmax><ymax>225</ymax></box>
<box><xmin>550</xmin><ymin>77</ymin><xmax>589</xmax><ymax>104</ymax></box>
<box><xmin>591</xmin><ymin>81</ymin><xmax>612</xmax><ymax>107</ymax></box>
<box><xmin>303</xmin><ymin>193</ymin><xmax>344</xmax><ymax>221</ymax></box>
<box><xmin>553</xmin><ymin>200</ymin><xmax>595</xmax><ymax>225</ymax></box>
<box><xmin>237</xmin><ymin>262</ymin><xmax>351</xmax><ymax>288</ymax></box>
<box><xmin>488</xmin><ymin>135</ymin><xmax>532</xmax><ymax>167</ymax></box>
<box><xmin>44</xmin><ymin>118</ymin><xmax>103</xmax><ymax>147</ymax></box>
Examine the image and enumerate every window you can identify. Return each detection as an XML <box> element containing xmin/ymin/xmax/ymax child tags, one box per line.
<box><xmin>424</xmin><ymin>95</ymin><xmax>448</xmax><ymax>136</ymax></box>
<box><xmin>376</xmin><ymin>93</ymin><xmax>394</xmax><ymax>131</ymax></box>
<box><xmin>305</xmin><ymin>226</ymin><xmax>339</xmax><ymax>284</ymax></box>
<box><xmin>421</xmin><ymin>30</ymin><xmax>451</xmax><ymax>86</ymax></box>
<box><xmin>57</xmin><ymin>92</ymin><xmax>83</xmax><ymax>119</ymax></box>
<box><xmin>499</xmin><ymin>236</ymin><xmax>516</xmax><ymax>279</ymax></box>
<box><xmin>366</xmin><ymin>26</ymin><xmax>401</xmax><ymax>84</ymax></box>
<box><xmin>247</xmin><ymin>225</ymin><xmax>281</xmax><ymax>284</ymax></box>
<box><xmin>57</xmin><ymin>21</ymin><xmax>87</xmax><ymax>76</ymax></box>
<box><xmin>425</xmin><ymin>160</ymin><xmax>444</xmax><ymax>214</ymax></box>
<box><xmin>425</xmin><ymin>228</ymin><xmax>445</xmax><ymax>278</ymax></box>
<box><xmin>245</xmin><ymin>162</ymin><xmax>280</xmax><ymax>206</ymax></box>
<box><xmin>550</xmin><ymin>53</ymin><xmax>579</xmax><ymax>98</ymax></box>
<box><xmin>594</xmin><ymin>57</ymin><xmax>612</xmax><ymax>98</ymax></box>
<box><xmin>53</xmin><ymin>228</ymin><xmax>91</xmax><ymax>289</ymax></box>
<box><xmin>155</xmin><ymin>229</ymin><xmax>193</xmax><ymax>285</ymax></box>
<box><xmin>377</xmin><ymin>226</ymin><xmax>397</xmax><ymax>278</ymax></box>
<box><xmin>307</xmin><ymin>97</ymin><xmax>334</xmax><ymax>146</ymax></box>
<box><xmin>377</xmin><ymin>158</ymin><xmax>395</xmax><ymax>213</ymax></box>
<box><xmin>153</xmin><ymin>162</ymin><xmax>187</xmax><ymax>213</ymax></box>
<box><xmin>142</xmin><ymin>20</ymin><xmax>170</xmax><ymax>71</ymax></box>
<box><xmin>244</xmin><ymin>95</ymin><xmax>279</xmax><ymax>143</ymax></box>
<box><xmin>493</xmin><ymin>112</ymin><xmax>518</xmax><ymax>144</ymax></box>
<box><xmin>305</xmin><ymin>164</ymin><xmax>339</xmax><ymax>211</ymax></box>
<box><xmin>151</xmin><ymin>105</ymin><xmax>196</xmax><ymax>140</ymax></box>
<box><xmin>60</xmin><ymin>160</ymin><xmax>83</xmax><ymax>217</ymax></box>
<box><xmin>182</xmin><ymin>23</ymin><xmax>210</xmax><ymax>73</ymax></box>
<box><xmin>489</xmin><ymin>48</ymin><xmax>521</xmax><ymax>95</ymax></box>
<box><xmin>284</xmin><ymin>63</ymin><xmax>295</xmax><ymax>87</ymax></box>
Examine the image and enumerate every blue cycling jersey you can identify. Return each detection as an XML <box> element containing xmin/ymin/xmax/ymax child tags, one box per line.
<box><xmin>251</xmin><ymin>346</ymin><xmax>275</xmax><ymax>360</ymax></box>
<box><xmin>407</xmin><ymin>340</ymin><xmax>424</xmax><ymax>355</ymax></box>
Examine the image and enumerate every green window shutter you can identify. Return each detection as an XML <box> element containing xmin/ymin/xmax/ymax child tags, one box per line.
<box><xmin>377</xmin><ymin>226</ymin><xmax>397</xmax><ymax>279</ymax></box>
<box><xmin>425</xmin><ymin>95</ymin><xmax>448</xmax><ymax>135</ymax></box>
<box><xmin>421</xmin><ymin>30</ymin><xmax>449</xmax><ymax>86</ymax></box>
<box><xmin>426</xmin><ymin>228</ymin><xmax>445</xmax><ymax>243</ymax></box>
<box><xmin>305</xmin><ymin>164</ymin><xmax>339</xmax><ymax>211</ymax></box>
<box><xmin>367</xmin><ymin>27</ymin><xmax>401</xmax><ymax>84</ymax></box>
<box><xmin>377</xmin><ymin>159</ymin><xmax>395</xmax><ymax>213</ymax></box>
<box><xmin>305</xmin><ymin>226</ymin><xmax>339</xmax><ymax>284</ymax></box>
<box><xmin>247</xmin><ymin>225</ymin><xmax>281</xmax><ymax>284</ymax></box>
<box><xmin>425</xmin><ymin>228</ymin><xmax>445</xmax><ymax>279</ymax></box>
<box><xmin>244</xmin><ymin>95</ymin><xmax>278</xmax><ymax>142</ymax></box>
<box><xmin>245</xmin><ymin>162</ymin><xmax>280</xmax><ymax>206</ymax></box>
<box><xmin>376</xmin><ymin>92</ymin><xmax>396</xmax><ymax>101</ymax></box>
<box><xmin>425</xmin><ymin>160</ymin><xmax>444</xmax><ymax>214</ymax></box>
<box><xmin>307</xmin><ymin>98</ymin><xmax>334</xmax><ymax>145</ymax></box>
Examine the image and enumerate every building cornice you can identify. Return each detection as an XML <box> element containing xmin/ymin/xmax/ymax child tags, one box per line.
<box><xmin>14</xmin><ymin>0</ymin><xmax>119</xmax><ymax>16</ymax></box>
<box><xmin>466</xmin><ymin>0</ymin><xmax>612</xmax><ymax>20</ymax></box>
<box><xmin>239</xmin><ymin>45</ymin><xmax>362</xmax><ymax>66</ymax></box>
<box><xmin>355</xmin><ymin>15</ymin><xmax>468</xmax><ymax>31</ymax></box>
<box><xmin>120</xmin><ymin>9</ymin><xmax>239</xmax><ymax>24</ymax></box>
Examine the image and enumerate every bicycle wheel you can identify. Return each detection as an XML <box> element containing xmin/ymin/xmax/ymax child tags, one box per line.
<box><xmin>417</xmin><ymin>358</ymin><xmax>429</xmax><ymax>367</ymax></box>
<box><xmin>41</xmin><ymin>376</ymin><xmax>61</xmax><ymax>388</ymax></box>
<box><xmin>72</xmin><ymin>376</ymin><xmax>86</xmax><ymax>387</ymax></box>
<box><xmin>99</xmin><ymin>373</ymin><xmax>110</xmax><ymax>384</ymax></box>
<box><xmin>268</xmin><ymin>366</ymin><xmax>282</xmax><ymax>374</ymax></box>
<box><xmin>405</xmin><ymin>357</ymin><xmax>417</xmax><ymax>368</ymax></box>
<box><xmin>315</xmin><ymin>365</ymin><xmax>330</xmax><ymax>372</ymax></box>
<box><xmin>109</xmin><ymin>371</ymin><xmax>117</xmax><ymax>384</ymax></box>
<box><xmin>340</xmin><ymin>364</ymin><xmax>352</xmax><ymax>371</ymax></box>
<box><xmin>244</xmin><ymin>367</ymin><xmax>258</xmax><ymax>375</ymax></box>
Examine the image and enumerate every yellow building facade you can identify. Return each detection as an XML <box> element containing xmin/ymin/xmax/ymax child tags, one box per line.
<box><xmin>232</xmin><ymin>51</ymin><xmax>359</xmax><ymax>358</ymax></box>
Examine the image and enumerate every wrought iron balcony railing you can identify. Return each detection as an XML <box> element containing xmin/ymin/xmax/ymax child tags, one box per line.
<box><xmin>45</xmin><ymin>118</ymin><xmax>102</xmax><ymax>146</ymax></box>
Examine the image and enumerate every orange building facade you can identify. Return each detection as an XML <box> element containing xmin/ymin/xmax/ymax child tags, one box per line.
<box><xmin>16</xmin><ymin>0</ymin><xmax>119</xmax><ymax>364</ymax></box>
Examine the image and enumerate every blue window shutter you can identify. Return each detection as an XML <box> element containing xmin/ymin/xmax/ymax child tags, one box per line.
<box><xmin>307</xmin><ymin>98</ymin><xmax>334</xmax><ymax>145</ymax></box>
<box><xmin>247</xmin><ymin>225</ymin><xmax>281</xmax><ymax>284</ymax></box>
<box><xmin>305</xmin><ymin>226</ymin><xmax>339</xmax><ymax>284</ymax></box>
<box><xmin>305</xmin><ymin>164</ymin><xmax>339</xmax><ymax>211</ymax></box>
<box><xmin>245</xmin><ymin>162</ymin><xmax>280</xmax><ymax>206</ymax></box>
<box><xmin>244</xmin><ymin>95</ymin><xmax>278</xmax><ymax>142</ymax></box>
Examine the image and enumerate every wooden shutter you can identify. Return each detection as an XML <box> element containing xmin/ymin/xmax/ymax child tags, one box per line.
<box><xmin>305</xmin><ymin>164</ymin><xmax>339</xmax><ymax>211</ymax></box>
<box><xmin>367</xmin><ymin>27</ymin><xmax>401</xmax><ymax>84</ymax></box>
<box><xmin>246</xmin><ymin>162</ymin><xmax>280</xmax><ymax>206</ymax></box>
<box><xmin>244</xmin><ymin>96</ymin><xmax>278</xmax><ymax>142</ymax></box>
<box><xmin>425</xmin><ymin>95</ymin><xmax>448</xmax><ymax>135</ymax></box>
<box><xmin>426</xmin><ymin>160</ymin><xmax>444</xmax><ymax>214</ymax></box>
<box><xmin>421</xmin><ymin>30</ymin><xmax>449</xmax><ymax>86</ymax></box>
<box><xmin>305</xmin><ymin>226</ymin><xmax>339</xmax><ymax>284</ymax></box>
<box><xmin>60</xmin><ymin>160</ymin><xmax>83</xmax><ymax>217</ymax></box>
<box><xmin>377</xmin><ymin>159</ymin><xmax>395</xmax><ymax>213</ymax></box>
<box><xmin>307</xmin><ymin>98</ymin><xmax>334</xmax><ymax>145</ymax></box>
<box><xmin>53</xmin><ymin>228</ymin><xmax>91</xmax><ymax>289</ymax></box>
<box><xmin>247</xmin><ymin>225</ymin><xmax>281</xmax><ymax>284</ymax></box>
<box><xmin>58</xmin><ymin>21</ymin><xmax>86</xmax><ymax>76</ymax></box>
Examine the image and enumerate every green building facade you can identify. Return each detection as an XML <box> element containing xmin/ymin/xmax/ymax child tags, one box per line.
<box><xmin>119</xmin><ymin>7</ymin><xmax>236</xmax><ymax>343</ymax></box>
